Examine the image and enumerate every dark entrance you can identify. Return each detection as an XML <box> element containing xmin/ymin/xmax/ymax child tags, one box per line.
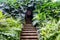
<box><xmin>25</xmin><ymin>7</ymin><xmax>33</xmax><ymax>24</ymax></box>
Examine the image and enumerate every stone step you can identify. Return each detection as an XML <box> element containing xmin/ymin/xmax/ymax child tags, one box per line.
<box><xmin>23</xmin><ymin>29</ymin><xmax>35</xmax><ymax>31</ymax></box>
<box><xmin>24</xmin><ymin>26</ymin><xmax>34</xmax><ymax>28</ymax></box>
<box><xmin>22</xmin><ymin>31</ymin><xmax>37</xmax><ymax>33</ymax></box>
<box><xmin>24</xmin><ymin>24</ymin><xmax>32</xmax><ymax>26</ymax></box>
<box><xmin>20</xmin><ymin>24</ymin><xmax>38</xmax><ymax>40</ymax></box>
<box><xmin>23</xmin><ymin>27</ymin><xmax>34</xmax><ymax>29</ymax></box>
<box><xmin>21</xmin><ymin>36</ymin><xmax>38</xmax><ymax>39</ymax></box>
<box><xmin>21</xmin><ymin>39</ymin><xmax>38</xmax><ymax>40</ymax></box>
<box><xmin>23</xmin><ymin>27</ymin><xmax>35</xmax><ymax>29</ymax></box>
<box><xmin>23</xmin><ymin>29</ymin><xmax>36</xmax><ymax>31</ymax></box>
<box><xmin>23</xmin><ymin>27</ymin><xmax>34</xmax><ymax>28</ymax></box>
<box><xmin>23</xmin><ymin>28</ymin><xmax>36</xmax><ymax>29</ymax></box>
<box><xmin>21</xmin><ymin>33</ymin><xmax>37</xmax><ymax>36</ymax></box>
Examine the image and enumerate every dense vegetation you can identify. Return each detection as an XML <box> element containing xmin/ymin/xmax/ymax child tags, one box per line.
<box><xmin>0</xmin><ymin>11</ymin><xmax>22</xmax><ymax>40</ymax></box>
<box><xmin>0</xmin><ymin>0</ymin><xmax>60</xmax><ymax>40</ymax></box>
<box><xmin>33</xmin><ymin>0</ymin><xmax>60</xmax><ymax>40</ymax></box>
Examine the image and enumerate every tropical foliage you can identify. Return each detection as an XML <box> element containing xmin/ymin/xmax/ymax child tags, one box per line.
<box><xmin>33</xmin><ymin>0</ymin><xmax>60</xmax><ymax>40</ymax></box>
<box><xmin>0</xmin><ymin>0</ymin><xmax>60</xmax><ymax>40</ymax></box>
<box><xmin>0</xmin><ymin>11</ymin><xmax>22</xmax><ymax>40</ymax></box>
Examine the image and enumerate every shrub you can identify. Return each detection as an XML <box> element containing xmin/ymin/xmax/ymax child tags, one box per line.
<box><xmin>0</xmin><ymin>11</ymin><xmax>22</xmax><ymax>40</ymax></box>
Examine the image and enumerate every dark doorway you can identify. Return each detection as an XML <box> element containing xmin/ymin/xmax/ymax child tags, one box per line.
<box><xmin>25</xmin><ymin>7</ymin><xmax>33</xmax><ymax>24</ymax></box>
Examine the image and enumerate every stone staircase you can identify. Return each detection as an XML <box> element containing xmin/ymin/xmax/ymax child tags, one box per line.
<box><xmin>20</xmin><ymin>24</ymin><xmax>38</xmax><ymax>40</ymax></box>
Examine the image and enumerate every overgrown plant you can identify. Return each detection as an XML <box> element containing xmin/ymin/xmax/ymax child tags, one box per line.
<box><xmin>0</xmin><ymin>11</ymin><xmax>22</xmax><ymax>40</ymax></box>
<box><xmin>33</xmin><ymin>0</ymin><xmax>60</xmax><ymax>40</ymax></box>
